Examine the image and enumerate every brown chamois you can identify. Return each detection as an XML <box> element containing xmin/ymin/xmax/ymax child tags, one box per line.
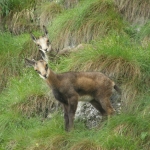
<box><xmin>25</xmin><ymin>57</ymin><xmax>121</xmax><ymax>131</ymax></box>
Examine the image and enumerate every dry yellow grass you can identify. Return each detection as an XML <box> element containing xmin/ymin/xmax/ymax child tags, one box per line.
<box><xmin>48</xmin><ymin>135</ymin><xmax>69</xmax><ymax>150</ymax></box>
<box><xmin>5</xmin><ymin>9</ymin><xmax>38</xmax><ymax>35</ymax></box>
<box><xmin>50</xmin><ymin>0</ymin><xmax>124</xmax><ymax>50</ymax></box>
<box><xmin>14</xmin><ymin>91</ymin><xmax>59</xmax><ymax>118</ymax></box>
<box><xmin>70</xmin><ymin>139</ymin><xmax>104</xmax><ymax>150</ymax></box>
<box><xmin>62</xmin><ymin>0</ymin><xmax>79</xmax><ymax>9</ymax></box>
<box><xmin>37</xmin><ymin>2</ymin><xmax>63</xmax><ymax>27</ymax></box>
<box><xmin>71</xmin><ymin>55</ymin><xmax>141</xmax><ymax>82</ymax></box>
<box><xmin>114</xmin><ymin>0</ymin><xmax>150</xmax><ymax>24</ymax></box>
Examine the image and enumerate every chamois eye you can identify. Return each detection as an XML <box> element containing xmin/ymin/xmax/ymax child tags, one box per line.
<box><xmin>35</xmin><ymin>70</ymin><xmax>41</xmax><ymax>74</ymax></box>
<box><xmin>45</xmin><ymin>64</ymin><xmax>48</xmax><ymax>71</ymax></box>
<box><xmin>37</xmin><ymin>44</ymin><xmax>40</xmax><ymax>47</ymax></box>
<box><xmin>47</xmin><ymin>40</ymin><xmax>50</xmax><ymax>44</ymax></box>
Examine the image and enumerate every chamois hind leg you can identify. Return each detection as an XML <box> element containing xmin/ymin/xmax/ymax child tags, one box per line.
<box><xmin>89</xmin><ymin>99</ymin><xmax>107</xmax><ymax>116</ymax></box>
<box><xmin>68</xmin><ymin>95</ymin><xmax>78</xmax><ymax>131</ymax></box>
<box><xmin>96</xmin><ymin>96</ymin><xmax>115</xmax><ymax>116</ymax></box>
<box><xmin>63</xmin><ymin>104</ymin><xmax>69</xmax><ymax>131</ymax></box>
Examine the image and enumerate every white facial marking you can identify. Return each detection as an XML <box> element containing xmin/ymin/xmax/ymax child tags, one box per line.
<box><xmin>39</xmin><ymin>74</ymin><xmax>46</xmax><ymax>79</ymax></box>
<box><xmin>39</xmin><ymin>49</ymin><xmax>48</xmax><ymax>62</ymax></box>
<box><xmin>34</xmin><ymin>60</ymin><xmax>50</xmax><ymax>80</ymax></box>
<box><xmin>36</xmin><ymin>37</ymin><xmax>51</xmax><ymax>52</ymax></box>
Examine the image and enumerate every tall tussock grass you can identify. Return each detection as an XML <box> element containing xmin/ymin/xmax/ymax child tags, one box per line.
<box><xmin>0</xmin><ymin>0</ymin><xmax>39</xmax><ymax>34</ymax></box>
<box><xmin>14</xmin><ymin>93</ymin><xmax>58</xmax><ymax>118</ymax></box>
<box><xmin>56</xmin><ymin>34</ymin><xmax>142</xmax><ymax>81</ymax></box>
<box><xmin>61</xmin><ymin>0</ymin><xmax>79</xmax><ymax>9</ymax></box>
<box><xmin>0</xmin><ymin>32</ymin><xmax>25</xmax><ymax>92</ymax></box>
<box><xmin>114</xmin><ymin>0</ymin><xmax>150</xmax><ymax>24</ymax></box>
<box><xmin>0</xmin><ymin>0</ymin><xmax>36</xmax><ymax>17</ymax></box>
<box><xmin>48</xmin><ymin>0</ymin><xmax>125</xmax><ymax>50</ymax></box>
<box><xmin>5</xmin><ymin>9</ymin><xmax>38</xmax><ymax>35</ymax></box>
<box><xmin>134</xmin><ymin>21</ymin><xmax>150</xmax><ymax>47</ymax></box>
<box><xmin>36</xmin><ymin>2</ymin><xmax>63</xmax><ymax>27</ymax></box>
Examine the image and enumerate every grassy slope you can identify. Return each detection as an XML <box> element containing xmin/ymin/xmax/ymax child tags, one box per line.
<box><xmin>0</xmin><ymin>0</ymin><xmax>150</xmax><ymax>150</ymax></box>
<box><xmin>48</xmin><ymin>0</ymin><xmax>125</xmax><ymax>49</ymax></box>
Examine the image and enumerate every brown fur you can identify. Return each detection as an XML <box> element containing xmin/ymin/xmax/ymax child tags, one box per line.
<box><xmin>25</xmin><ymin>59</ymin><xmax>121</xmax><ymax>131</ymax></box>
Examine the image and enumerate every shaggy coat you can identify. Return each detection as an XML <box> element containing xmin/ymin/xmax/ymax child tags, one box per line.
<box><xmin>25</xmin><ymin>59</ymin><xmax>121</xmax><ymax>131</ymax></box>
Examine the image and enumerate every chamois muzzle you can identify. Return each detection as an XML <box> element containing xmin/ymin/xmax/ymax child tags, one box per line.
<box><xmin>43</xmin><ymin>74</ymin><xmax>47</xmax><ymax>78</ymax></box>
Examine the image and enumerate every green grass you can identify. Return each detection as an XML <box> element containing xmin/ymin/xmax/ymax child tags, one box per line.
<box><xmin>48</xmin><ymin>0</ymin><xmax>125</xmax><ymax>49</ymax></box>
<box><xmin>0</xmin><ymin>0</ymin><xmax>150</xmax><ymax>149</ymax></box>
<box><xmin>1</xmin><ymin>103</ymin><xmax>149</xmax><ymax>150</ymax></box>
<box><xmin>0</xmin><ymin>71</ymin><xmax>45</xmax><ymax>108</ymax></box>
<box><xmin>36</xmin><ymin>1</ymin><xmax>63</xmax><ymax>27</ymax></box>
<box><xmin>0</xmin><ymin>0</ymin><xmax>36</xmax><ymax>17</ymax></box>
<box><xmin>0</xmin><ymin>32</ymin><xmax>31</xmax><ymax>92</ymax></box>
<box><xmin>0</xmin><ymin>32</ymin><xmax>150</xmax><ymax>149</ymax></box>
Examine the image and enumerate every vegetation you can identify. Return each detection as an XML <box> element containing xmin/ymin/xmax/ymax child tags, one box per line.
<box><xmin>114</xmin><ymin>0</ymin><xmax>150</xmax><ymax>24</ymax></box>
<box><xmin>0</xmin><ymin>0</ymin><xmax>150</xmax><ymax>149</ymax></box>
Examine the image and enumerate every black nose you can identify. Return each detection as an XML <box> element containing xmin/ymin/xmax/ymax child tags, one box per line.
<box><xmin>43</xmin><ymin>74</ymin><xmax>47</xmax><ymax>78</ymax></box>
<box><xmin>45</xmin><ymin>49</ymin><xmax>48</xmax><ymax>52</ymax></box>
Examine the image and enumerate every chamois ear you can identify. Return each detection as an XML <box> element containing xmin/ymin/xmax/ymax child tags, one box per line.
<box><xmin>25</xmin><ymin>58</ymin><xmax>36</xmax><ymax>67</ymax></box>
<box><xmin>30</xmin><ymin>33</ymin><xmax>36</xmax><ymax>42</ymax></box>
<box><xmin>43</xmin><ymin>25</ymin><xmax>48</xmax><ymax>37</ymax></box>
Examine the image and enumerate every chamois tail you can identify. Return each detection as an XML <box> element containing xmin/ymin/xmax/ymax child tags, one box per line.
<box><xmin>114</xmin><ymin>85</ymin><xmax>121</xmax><ymax>95</ymax></box>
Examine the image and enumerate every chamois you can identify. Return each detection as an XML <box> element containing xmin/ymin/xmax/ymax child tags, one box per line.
<box><xmin>30</xmin><ymin>26</ymin><xmax>52</xmax><ymax>62</ymax></box>
<box><xmin>25</xmin><ymin>56</ymin><xmax>121</xmax><ymax>131</ymax></box>
<box><xmin>30</xmin><ymin>25</ymin><xmax>52</xmax><ymax>53</ymax></box>
<box><xmin>30</xmin><ymin>26</ymin><xmax>87</xmax><ymax>61</ymax></box>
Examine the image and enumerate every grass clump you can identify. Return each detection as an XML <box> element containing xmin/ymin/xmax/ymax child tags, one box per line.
<box><xmin>70</xmin><ymin>139</ymin><xmax>103</xmax><ymax>150</ymax></box>
<box><xmin>55</xmin><ymin>34</ymin><xmax>142</xmax><ymax>81</ymax></box>
<box><xmin>0</xmin><ymin>32</ymin><xmax>27</xmax><ymax>92</ymax></box>
<box><xmin>0</xmin><ymin>0</ymin><xmax>39</xmax><ymax>34</ymax></box>
<box><xmin>36</xmin><ymin>2</ymin><xmax>63</xmax><ymax>27</ymax></box>
<box><xmin>114</xmin><ymin>0</ymin><xmax>150</xmax><ymax>24</ymax></box>
<box><xmin>5</xmin><ymin>8</ymin><xmax>39</xmax><ymax>35</ymax></box>
<box><xmin>48</xmin><ymin>0</ymin><xmax>125</xmax><ymax>50</ymax></box>
<box><xmin>0</xmin><ymin>0</ymin><xmax>36</xmax><ymax>17</ymax></box>
<box><xmin>59</xmin><ymin>0</ymin><xmax>79</xmax><ymax>9</ymax></box>
<box><xmin>0</xmin><ymin>70</ymin><xmax>45</xmax><ymax>111</ymax></box>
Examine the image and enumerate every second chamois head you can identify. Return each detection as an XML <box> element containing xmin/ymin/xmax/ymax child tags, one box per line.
<box><xmin>30</xmin><ymin>25</ymin><xmax>52</xmax><ymax>53</ymax></box>
<box><xmin>25</xmin><ymin>56</ymin><xmax>121</xmax><ymax>131</ymax></box>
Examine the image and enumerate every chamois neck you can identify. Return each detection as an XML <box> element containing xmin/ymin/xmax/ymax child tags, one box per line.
<box><xmin>46</xmin><ymin>69</ymin><xmax>59</xmax><ymax>88</ymax></box>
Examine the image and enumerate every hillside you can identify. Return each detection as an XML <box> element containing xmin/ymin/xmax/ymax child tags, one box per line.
<box><xmin>0</xmin><ymin>0</ymin><xmax>150</xmax><ymax>149</ymax></box>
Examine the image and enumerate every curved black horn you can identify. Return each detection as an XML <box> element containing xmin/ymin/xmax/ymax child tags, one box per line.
<box><xmin>30</xmin><ymin>33</ymin><xmax>36</xmax><ymax>41</ymax></box>
<box><xmin>43</xmin><ymin>25</ymin><xmax>48</xmax><ymax>36</ymax></box>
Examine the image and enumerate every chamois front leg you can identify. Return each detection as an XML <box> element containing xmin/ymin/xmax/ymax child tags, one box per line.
<box><xmin>68</xmin><ymin>95</ymin><xmax>78</xmax><ymax>131</ymax></box>
<box><xmin>63</xmin><ymin>104</ymin><xmax>69</xmax><ymax>131</ymax></box>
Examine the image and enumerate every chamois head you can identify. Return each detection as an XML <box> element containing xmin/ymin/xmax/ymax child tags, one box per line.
<box><xmin>30</xmin><ymin>25</ymin><xmax>52</xmax><ymax>53</ymax></box>
<box><xmin>25</xmin><ymin>58</ymin><xmax>50</xmax><ymax>79</ymax></box>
